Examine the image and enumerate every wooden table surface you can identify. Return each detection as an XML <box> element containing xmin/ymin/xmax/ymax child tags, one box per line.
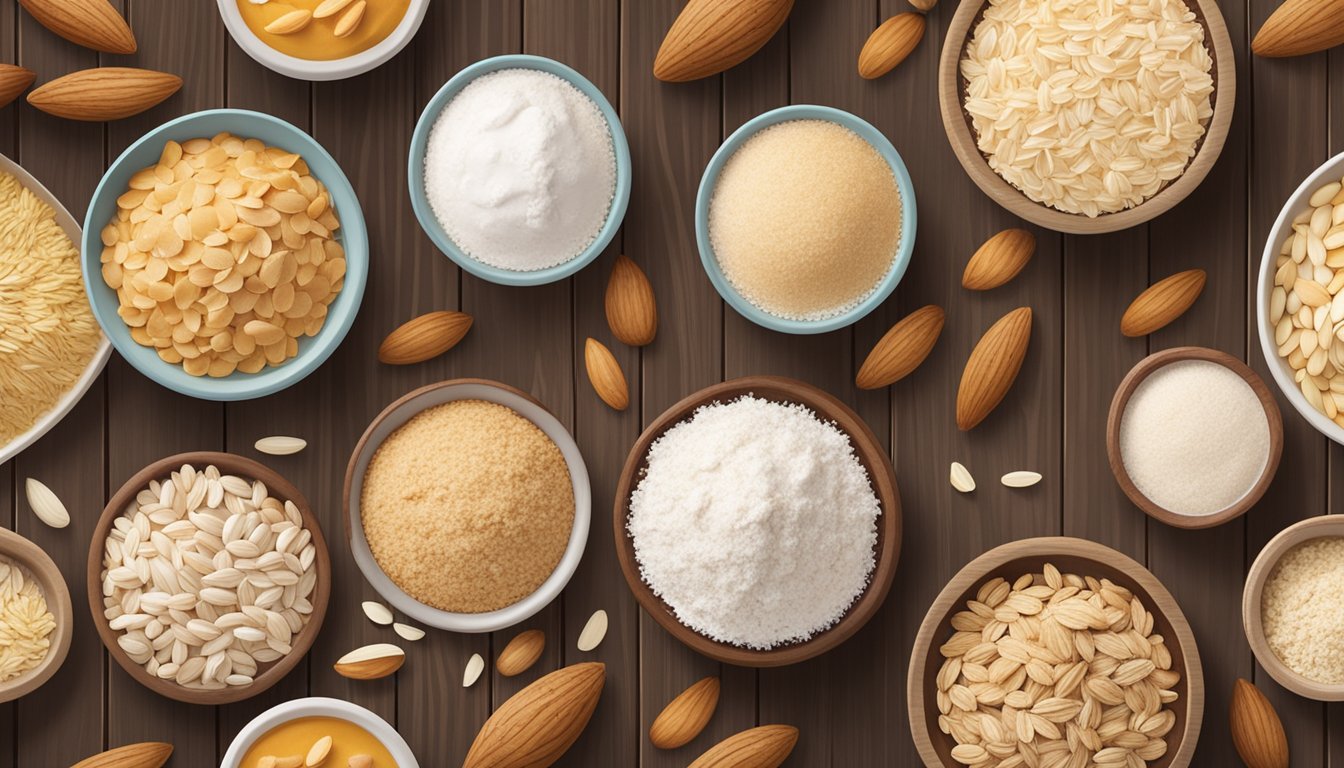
<box><xmin>1</xmin><ymin>0</ymin><xmax>1341</xmax><ymax>765</ymax></box>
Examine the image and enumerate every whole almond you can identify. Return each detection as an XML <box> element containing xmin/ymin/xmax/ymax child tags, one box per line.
<box><xmin>910</xmin><ymin>0</ymin><xmax>937</xmax><ymax>10</ymax></box>
<box><xmin>0</xmin><ymin>65</ymin><xmax>35</xmax><ymax>109</ymax></box>
<box><xmin>463</xmin><ymin>662</ymin><xmax>606</xmax><ymax>768</ymax></box>
<box><xmin>689</xmin><ymin>724</ymin><xmax>799</xmax><ymax>768</ymax></box>
<box><xmin>605</xmin><ymin>254</ymin><xmax>657</xmax><ymax>346</ymax></box>
<box><xmin>18</xmin><ymin>0</ymin><xmax>136</xmax><ymax>53</ymax></box>
<box><xmin>72</xmin><ymin>743</ymin><xmax>173</xmax><ymax>768</ymax></box>
<box><xmin>333</xmin><ymin>1</ymin><xmax>366</xmax><ymax>37</ymax></box>
<box><xmin>496</xmin><ymin>629</ymin><xmax>546</xmax><ymax>677</ymax></box>
<box><xmin>963</xmin><ymin>229</ymin><xmax>1036</xmax><ymax>290</ymax></box>
<box><xmin>585</xmin><ymin>338</ymin><xmax>629</xmax><ymax>411</ymax></box>
<box><xmin>650</xmin><ymin>676</ymin><xmax>721</xmax><ymax>750</ymax></box>
<box><xmin>856</xmin><ymin>305</ymin><xmax>944</xmax><ymax>390</ymax></box>
<box><xmin>654</xmin><ymin>0</ymin><xmax>794</xmax><ymax>82</ymax></box>
<box><xmin>1119</xmin><ymin>269</ymin><xmax>1205</xmax><ymax>337</ymax></box>
<box><xmin>333</xmin><ymin>643</ymin><xmax>405</xmax><ymax>680</ymax></box>
<box><xmin>377</xmin><ymin>310</ymin><xmax>473</xmax><ymax>364</ymax></box>
<box><xmin>27</xmin><ymin>67</ymin><xmax>181</xmax><ymax>122</ymax></box>
<box><xmin>956</xmin><ymin>307</ymin><xmax>1032</xmax><ymax>430</ymax></box>
<box><xmin>1253</xmin><ymin>0</ymin><xmax>1344</xmax><ymax>56</ymax></box>
<box><xmin>306</xmin><ymin>736</ymin><xmax>332</xmax><ymax>767</ymax></box>
<box><xmin>1230</xmin><ymin>679</ymin><xmax>1289</xmax><ymax>768</ymax></box>
<box><xmin>858</xmin><ymin>13</ymin><xmax>925</xmax><ymax>79</ymax></box>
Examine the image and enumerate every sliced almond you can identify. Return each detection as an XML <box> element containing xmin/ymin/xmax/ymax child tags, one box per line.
<box><xmin>305</xmin><ymin>735</ymin><xmax>332</xmax><ymax>767</ymax></box>
<box><xmin>463</xmin><ymin>652</ymin><xmax>485</xmax><ymax>688</ymax></box>
<box><xmin>347</xmin><ymin>757</ymin><xmax>373</xmax><ymax>768</ymax></box>
<box><xmin>25</xmin><ymin>477</ymin><xmax>69</xmax><ymax>528</ymax></box>
<box><xmin>361</xmin><ymin>600</ymin><xmax>393</xmax><ymax>626</ymax></box>
<box><xmin>254</xmin><ymin>435</ymin><xmax>307</xmax><ymax>456</ymax></box>
<box><xmin>577</xmin><ymin>609</ymin><xmax>608</xmax><ymax>652</ymax></box>
<box><xmin>393</xmin><ymin>622</ymin><xmax>425</xmax><ymax>642</ymax></box>
<box><xmin>265</xmin><ymin>9</ymin><xmax>312</xmax><ymax>34</ymax></box>
<box><xmin>333</xmin><ymin>1</ymin><xmax>366</xmax><ymax>37</ymax></box>
<box><xmin>313</xmin><ymin>0</ymin><xmax>355</xmax><ymax>19</ymax></box>
<box><xmin>1001</xmin><ymin>470</ymin><xmax>1043</xmax><ymax>488</ymax></box>
<box><xmin>333</xmin><ymin>643</ymin><xmax>405</xmax><ymax>680</ymax></box>
<box><xmin>950</xmin><ymin>462</ymin><xmax>976</xmax><ymax>493</ymax></box>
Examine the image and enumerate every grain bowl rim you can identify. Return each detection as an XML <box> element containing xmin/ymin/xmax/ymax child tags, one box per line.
<box><xmin>0</xmin><ymin>527</ymin><xmax>74</xmax><ymax>704</ymax></box>
<box><xmin>218</xmin><ymin>696</ymin><xmax>421</xmax><ymax>767</ymax></box>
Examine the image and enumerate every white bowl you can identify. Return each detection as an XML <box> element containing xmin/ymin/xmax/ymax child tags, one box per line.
<box><xmin>344</xmin><ymin>379</ymin><xmax>592</xmax><ymax>633</ymax></box>
<box><xmin>0</xmin><ymin>153</ymin><xmax>110</xmax><ymax>465</ymax></box>
<box><xmin>215</xmin><ymin>0</ymin><xmax>429</xmax><ymax>81</ymax></box>
<box><xmin>219</xmin><ymin>697</ymin><xmax>420</xmax><ymax>767</ymax></box>
<box><xmin>1257</xmin><ymin>151</ymin><xmax>1344</xmax><ymax>444</ymax></box>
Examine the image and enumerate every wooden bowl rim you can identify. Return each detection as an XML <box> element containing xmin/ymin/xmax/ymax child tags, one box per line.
<box><xmin>86</xmin><ymin>451</ymin><xmax>332</xmax><ymax>705</ymax></box>
<box><xmin>937</xmin><ymin>0</ymin><xmax>1237</xmax><ymax>234</ymax></box>
<box><xmin>0</xmin><ymin>527</ymin><xmax>74</xmax><ymax>703</ymax></box>
<box><xmin>612</xmin><ymin>375</ymin><xmax>902</xmax><ymax>667</ymax></box>
<box><xmin>906</xmin><ymin>536</ymin><xmax>1205</xmax><ymax>768</ymax></box>
<box><xmin>1105</xmin><ymin>347</ymin><xmax>1284</xmax><ymax>529</ymax></box>
<box><xmin>1242</xmin><ymin>515</ymin><xmax>1344</xmax><ymax>701</ymax></box>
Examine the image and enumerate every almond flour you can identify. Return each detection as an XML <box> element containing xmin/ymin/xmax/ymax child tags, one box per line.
<box><xmin>1261</xmin><ymin>536</ymin><xmax>1344</xmax><ymax>684</ymax></box>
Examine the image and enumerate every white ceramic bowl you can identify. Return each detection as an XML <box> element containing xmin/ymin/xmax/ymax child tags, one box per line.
<box><xmin>344</xmin><ymin>379</ymin><xmax>592</xmax><ymax>633</ymax></box>
<box><xmin>215</xmin><ymin>0</ymin><xmax>429</xmax><ymax>81</ymax></box>
<box><xmin>1257</xmin><ymin>151</ymin><xmax>1344</xmax><ymax>444</ymax></box>
<box><xmin>0</xmin><ymin>152</ymin><xmax>111</xmax><ymax>465</ymax></box>
<box><xmin>220</xmin><ymin>697</ymin><xmax>420</xmax><ymax>767</ymax></box>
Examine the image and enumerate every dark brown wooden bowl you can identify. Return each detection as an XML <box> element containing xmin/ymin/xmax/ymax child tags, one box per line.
<box><xmin>907</xmin><ymin>537</ymin><xmax>1204</xmax><ymax>768</ymax></box>
<box><xmin>613</xmin><ymin>375</ymin><xmax>901</xmax><ymax>667</ymax></box>
<box><xmin>87</xmin><ymin>451</ymin><xmax>331</xmax><ymax>705</ymax></box>
<box><xmin>0</xmin><ymin>527</ymin><xmax>73</xmax><ymax>703</ymax></box>
<box><xmin>1106</xmin><ymin>347</ymin><xmax>1283</xmax><ymax>529</ymax></box>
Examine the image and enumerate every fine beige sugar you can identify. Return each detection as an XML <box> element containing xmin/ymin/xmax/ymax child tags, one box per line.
<box><xmin>708</xmin><ymin>120</ymin><xmax>903</xmax><ymax>321</ymax></box>
<box><xmin>1262</xmin><ymin>536</ymin><xmax>1344</xmax><ymax>684</ymax></box>
<box><xmin>361</xmin><ymin>400</ymin><xmax>575</xmax><ymax>614</ymax></box>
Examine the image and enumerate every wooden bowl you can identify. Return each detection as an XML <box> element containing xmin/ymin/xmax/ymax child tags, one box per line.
<box><xmin>0</xmin><ymin>527</ymin><xmax>73</xmax><ymax>703</ymax></box>
<box><xmin>1243</xmin><ymin>515</ymin><xmax>1344</xmax><ymax>700</ymax></box>
<box><xmin>907</xmin><ymin>537</ymin><xmax>1205</xmax><ymax>768</ymax></box>
<box><xmin>1106</xmin><ymin>347</ymin><xmax>1283</xmax><ymax>529</ymax></box>
<box><xmin>613</xmin><ymin>375</ymin><xmax>901</xmax><ymax>667</ymax></box>
<box><xmin>938</xmin><ymin>0</ymin><xmax>1236</xmax><ymax>234</ymax></box>
<box><xmin>87</xmin><ymin>451</ymin><xmax>331</xmax><ymax>705</ymax></box>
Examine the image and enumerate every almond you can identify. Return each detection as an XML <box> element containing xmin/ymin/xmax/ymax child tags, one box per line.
<box><xmin>585</xmin><ymin>338</ymin><xmax>629</xmax><ymax>411</ymax></box>
<box><xmin>910</xmin><ymin>0</ymin><xmax>937</xmax><ymax>10</ymax></box>
<box><xmin>27</xmin><ymin>67</ymin><xmax>181</xmax><ymax>122</ymax></box>
<box><xmin>333</xmin><ymin>1</ymin><xmax>366</xmax><ymax>38</ymax></box>
<box><xmin>347</xmin><ymin>757</ymin><xmax>373</xmax><ymax>768</ymax></box>
<box><xmin>18</xmin><ymin>0</ymin><xmax>136</xmax><ymax>54</ymax></box>
<box><xmin>0</xmin><ymin>65</ymin><xmax>35</xmax><ymax>109</ymax></box>
<box><xmin>689</xmin><ymin>724</ymin><xmax>799</xmax><ymax>768</ymax></box>
<box><xmin>956</xmin><ymin>307</ymin><xmax>1032</xmax><ymax>430</ymax></box>
<box><xmin>605</xmin><ymin>254</ymin><xmax>657</xmax><ymax>346</ymax></box>
<box><xmin>72</xmin><ymin>743</ymin><xmax>173</xmax><ymax>768</ymax></box>
<box><xmin>377</xmin><ymin>310</ymin><xmax>473</xmax><ymax>364</ymax></box>
<box><xmin>1253</xmin><ymin>0</ymin><xmax>1344</xmax><ymax>56</ymax></box>
<box><xmin>963</xmin><ymin>229</ymin><xmax>1035</xmax><ymax>290</ymax></box>
<box><xmin>1119</xmin><ymin>268</ymin><xmax>1205</xmax><ymax>337</ymax></box>
<box><xmin>463</xmin><ymin>662</ymin><xmax>606</xmax><ymax>768</ymax></box>
<box><xmin>313</xmin><ymin>0</ymin><xmax>356</xmax><ymax>18</ymax></box>
<box><xmin>1230</xmin><ymin>679</ymin><xmax>1289</xmax><ymax>768</ymax></box>
<box><xmin>265</xmin><ymin>9</ymin><xmax>313</xmax><ymax>34</ymax></box>
<box><xmin>333</xmin><ymin>643</ymin><xmax>405</xmax><ymax>680</ymax></box>
<box><xmin>654</xmin><ymin>0</ymin><xmax>794</xmax><ymax>82</ymax></box>
<box><xmin>650</xmin><ymin>676</ymin><xmax>720</xmax><ymax>750</ymax></box>
<box><xmin>858</xmin><ymin>13</ymin><xmax>925</xmax><ymax>79</ymax></box>
<box><xmin>305</xmin><ymin>736</ymin><xmax>332</xmax><ymax>767</ymax></box>
<box><xmin>496</xmin><ymin>629</ymin><xmax>545</xmax><ymax>677</ymax></box>
<box><xmin>856</xmin><ymin>305</ymin><xmax>944</xmax><ymax>390</ymax></box>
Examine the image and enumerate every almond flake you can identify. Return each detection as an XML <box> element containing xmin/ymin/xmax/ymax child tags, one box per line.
<box><xmin>393</xmin><ymin>622</ymin><xmax>425</xmax><ymax>642</ymax></box>
<box><xmin>462</xmin><ymin>652</ymin><xmax>485</xmax><ymax>688</ymax></box>
<box><xmin>1000</xmin><ymin>470</ymin><xmax>1042</xmax><ymax>488</ymax></box>
<box><xmin>950</xmin><ymin>462</ymin><xmax>976</xmax><ymax>493</ymax></box>
<box><xmin>25</xmin><ymin>477</ymin><xmax>69</xmax><ymax>528</ymax></box>
<box><xmin>576</xmin><ymin>609</ymin><xmax>608</xmax><ymax>652</ymax></box>
<box><xmin>361</xmin><ymin>600</ymin><xmax>393</xmax><ymax>625</ymax></box>
<box><xmin>254</xmin><ymin>436</ymin><xmax>307</xmax><ymax>456</ymax></box>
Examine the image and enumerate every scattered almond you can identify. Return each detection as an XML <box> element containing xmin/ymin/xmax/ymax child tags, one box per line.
<box><xmin>377</xmin><ymin>311</ymin><xmax>473</xmax><ymax>364</ymax></box>
<box><xmin>393</xmin><ymin>622</ymin><xmax>425</xmax><ymax>641</ymax></box>
<box><xmin>0</xmin><ymin>64</ymin><xmax>35</xmax><ymax>109</ymax></box>
<box><xmin>689</xmin><ymin>724</ymin><xmax>799</xmax><ymax>768</ymax></box>
<box><xmin>1120</xmin><ymin>269</ymin><xmax>1206</xmax><ymax>337</ymax></box>
<box><xmin>956</xmin><ymin>307</ymin><xmax>1033</xmax><ymax>430</ymax></box>
<box><xmin>305</xmin><ymin>736</ymin><xmax>332</xmax><ymax>767</ymax></box>
<box><xmin>650</xmin><ymin>676</ymin><xmax>720</xmax><ymax>750</ymax></box>
<box><xmin>333</xmin><ymin>1</ymin><xmax>366</xmax><ymax>37</ymax></box>
<box><xmin>347</xmin><ymin>757</ymin><xmax>373</xmax><ymax>768</ymax></box>
<box><xmin>463</xmin><ymin>652</ymin><xmax>485</xmax><ymax>687</ymax></box>
<box><xmin>497</xmin><ymin>629</ymin><xmax>546</xmax><ymax>677</ymax></box>
<box><xmin>605</xmin><ymin>254</ymin><xmax>657</xmax><ymax>346</ymax></box>
<box><xmin>856</xmin><ymin>305</ymin><xmax>944</xmax><ymax>389</ymax></box>
<box><xmin>1001</xmin><ymin>470</ymin><xmax>1042</xmax><ymax>488</ymax></box>
<box><xmin>950</xmin><ymin>461</ymin><xmax>976</xmax><ymax>493</ymax></box>
<box><xmin>463</xmin><ymin>663</ymin><xmax>606</xmax><ymax>768</ymax></box>
<box><xmin>269</xmin><ymin>758</ymin><xmax>303</xmax><ymax>768</ymax></box>
<box><xmin>1231</xmin><ymin>678</ymin><xmax>1289</xmax><ymax>768</ymax></box>
<box><xmin>25</xmin><ymin>477</ymin><xmax>69</xmax><ymax>528</ymax></box>
<box><xmin>858</xmin><ymin>13</ymin><xmax>925</xmax><ymax>79</ymax></box>
<box><xmin>576</xmin><ymin>609</ymin><xmax>608</xmax><ymax>652</ymax></box>
<box><xmin>27</xmin><ymin>67</ymin><xmax>181</xmax><ymax>122</ymax></box>
<box><xmin>654</xmin><ymin>0</ymin><xmax>794</xmax><ymax>82</ymax></box>
<box><xmin>265</xmin><ymin>9</ymin><xmax>313</xmax><ymax>34</ymax></box>
<box><xmin>255</xmin><ymin>436</ymin><xmax>308</xmax><ymax>456</ymax></box>
<box><xmin>963</xmin><ymin>229</ymin><xmax>1036</xmax><ymax>290</ymax></box>
<box><xmin>1252</xmin><ymin>0</ymin><xmax>1344</xmax><ymax>56</ymax></box>
<box><xmin>585</xmin><ymin>338</ymin><xmax>629</xmax><ymax>411</ymax></box>
<box><xmin>71</xmin><ymin>742</ymin><xmax>172</xmax><ymax>768</ymax></box>
<box><xmin>361</xmin><ymin>600</ymin><xmax>393</xmax><ymax>626</ymax></box>
<box><xmin>18</xmin><ymin>0</ymin><xmax>136</xmax><ymax>54</ymax></box>
<box><xmin>313</xmin><ymin>0</ymin><xmax>356</xmax><ymax>19</ymax></box>
<box><xmin>910</xmin><ymin>0</ymin><xmax>937</xmax><ymax>10</ymax></box>
<box><xmin>333</xmin><ymin>643</ymin><xmax>405</xmax><ymax>680</ymax></box>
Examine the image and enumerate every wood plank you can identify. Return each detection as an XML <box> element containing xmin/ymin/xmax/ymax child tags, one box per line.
<box><xmin>0</xmin><ymin>3</ymin><xmax>19</xmax><ymax>762</ymax></box>
<box><xmin>1326</xmin><ymin>43</ymin><xmax>1344</xmax><ymax>768</ymax></box>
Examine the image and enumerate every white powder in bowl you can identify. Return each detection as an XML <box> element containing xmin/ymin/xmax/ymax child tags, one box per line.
<box><xmin>423</xmin><ymin>69</ymin><xmax>616</xmax><ymax>272</ymax></box>
<box><xmin>1262</xmin><ymin>536</ymin><xmax>1344</xmax><ymax>684</ymax></box>
<box><xmin>1119</xmin><ymin>359</ymin><xmax>1270</xmax><ymax>517</ymax></box>
<box><xmin>627</xmin><ymin>395</ymin><xmax>881</xmax><ymax>650</ymax></box>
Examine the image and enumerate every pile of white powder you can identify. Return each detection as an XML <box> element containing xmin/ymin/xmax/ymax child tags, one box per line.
<box><xmin>627</xmin><ymin>396</ymin><xmax>881</xmax><ymax>650</ymax></box>
<box><xmin>1118</xmin><ymin>360</ymin><xmax>1270</xmax><ymax>517</ymax></box>
<box><xmin>423</xmin><ymin>68</ymin><xmax>616</xmax><ymax>272</ymax></box>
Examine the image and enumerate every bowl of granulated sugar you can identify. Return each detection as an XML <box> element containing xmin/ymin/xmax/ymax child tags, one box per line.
<box><xmin>1107</xmin><ymin>346</ymin><xmax>1282</xmax><ymax>529</ymax></box>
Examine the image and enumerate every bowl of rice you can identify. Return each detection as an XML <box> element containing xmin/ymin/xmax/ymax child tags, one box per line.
<box><xmin>0</xmin><ymin>153</ymin><xmax>110</xmax><ymax>465</ymax></box>
<box><xmin>939</xmin><ymin>0</ymin><xmax>1236</xmax><ymax>234</ymax></box>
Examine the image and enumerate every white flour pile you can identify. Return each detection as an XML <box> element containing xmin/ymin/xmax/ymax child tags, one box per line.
<box><xmin>627</xmin><ymin>395</ymin><xmax>881</xmax><ymax>649</ymax></box>
<box><xmin>1119</xmin><ymin>360</ymin><xmax>1269</xmax><ymax>516</ymax></box>
<box><xmin>423</xmin><ymin>68</ymin><xmax>616</xmax><ymax>271</ymax></box>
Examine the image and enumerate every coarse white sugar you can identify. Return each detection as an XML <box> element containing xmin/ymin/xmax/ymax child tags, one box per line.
<box><xmin>1118</xmin><ymin>360</ymin><xmax>1269</xmax><ymax>517</ymax></box>
<box><xmin>1262</xmin><ymin>536</ymin><xmax>1344</xmax><ymax>684</ymax></box>
<box><xmin>627</xmin><ymin>395</ymin><xmax>882</xmax><ymax>650</ymax></box>
<box><xmin>423</xmin><ymin>68</ymin><xmax>616</xmax><ymax>272</ymax></box>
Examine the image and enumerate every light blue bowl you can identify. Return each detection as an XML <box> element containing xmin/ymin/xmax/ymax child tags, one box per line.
<box><xmin>82</xmin><ymin>109</ymin><xmax>368</xmax><ymax>402</ymax></box>
<box><xmin>408</xmin><ymin>54</ymin><xmax>631</xmax><ymax>287</ymax></box>
<box><xmin>696</xmin><ymin>105</ymin><xmax>917</xmax><ymax>335</ymax></box>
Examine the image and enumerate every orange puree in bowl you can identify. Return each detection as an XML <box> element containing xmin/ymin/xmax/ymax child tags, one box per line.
<box><xmin>239</xmin><ymin>716</ymin><xmax>398</xmax><ymax>767</ymax></box>
<box><xmin>237</xmin><ymin>0</ymin><xmax>410</xmax><ymax>61</ymax></box>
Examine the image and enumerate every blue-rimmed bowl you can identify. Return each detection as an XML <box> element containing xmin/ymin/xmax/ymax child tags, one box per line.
<box><xmin>82</xmin><ymin>109</ymin><xmax>368</xmax><ymax>402</ymax></box>
<box><xmin>696</xmin><ymin>105</ymin><xmax>917</xmax><ymax>335</ymax></box>
<box><xmin>408</xmin><ymin>54</ymin><xmax>631</xmax><ymax>287</ymax></box>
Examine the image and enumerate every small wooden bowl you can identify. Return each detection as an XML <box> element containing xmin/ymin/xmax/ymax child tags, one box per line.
<box><xmin>907</xmin><ymin>537</ymin><xmax>1205</xmax><ymax>768</ymax></box>
<box><xmin>0</xmin><ymin>527</ymin><xmax>73</xmax><ymax>703</ymax></box>
<box><xmin>87</xmin><ymin>451</ymin><xmax>331</xmax><ymax>705</ymax></box>
<box><xmin>613</xmin><ymin>375</ymin><xmax>901</xmax><ymax>667</ymax></box>
<box><xmin>1243</xmin><ymin>515</ymin><xmax>1344</xmax><ymax>701</ymax></box>
<box><xmin>938</xmin><ymin>0</ymin><xmax>1236</xmax><ymax>234</ymax></box>
<box><xmin>1106</xmin><ymin>347</ymin><xmax>1283</xmax><ymax>529</ymax></box>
